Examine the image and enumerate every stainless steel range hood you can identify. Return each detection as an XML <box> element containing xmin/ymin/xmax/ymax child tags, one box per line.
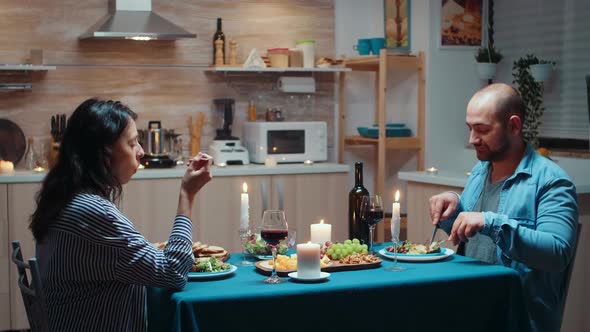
<box><xmin>80</xmin><ymin>0</ymin><xmax>196</xmax><ymax>40</ymax></box>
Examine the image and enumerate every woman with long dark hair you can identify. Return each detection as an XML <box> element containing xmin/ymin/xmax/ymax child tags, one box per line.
<box><xmin>31</xmin><ymin>98</ymin><xmax>212</xmax><ymax>331</ymax></box>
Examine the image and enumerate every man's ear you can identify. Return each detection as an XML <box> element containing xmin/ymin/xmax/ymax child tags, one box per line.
<box><xmin>508</xmin><ymin>115</ymin><xmax>522</xmax><ymax>136</ymax></box>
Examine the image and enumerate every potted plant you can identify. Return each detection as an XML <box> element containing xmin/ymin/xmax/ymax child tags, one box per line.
<box><xmin>512</xmin><ymin>54</ymin><xmax>548</xmax><ymax>148</ymax></box>
<box><xmin>529</xmin><ymin>58</ymin><xmax>555</xmax><ymax>82</ymax></box>
<box><xmin>475</xmin><ymin>43</ymin><xmax>503</xmax><ymax>80</ymax></box>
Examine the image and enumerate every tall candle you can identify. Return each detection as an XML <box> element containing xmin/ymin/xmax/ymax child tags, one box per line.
<box><xmin>310</xmin><ymin>219</ymin><xmax>332</xmax><ymax>245</ymax></box>
<box><xmin>296</xmin><ymin>242</ymin><xmax>321</xmax><ymax>279</ymax></box>
<box><xmin>240</xmin><ymin>182</ymin><xmax>249</xmax><ymax>230</ymax></box>
<box><xmin>391</xmin><ymin>190</ymin><xmax>401</xmax><ymax>240</ymax></box>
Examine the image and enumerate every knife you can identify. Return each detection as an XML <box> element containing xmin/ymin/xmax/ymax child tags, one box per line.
<box><xmin>430</xmin><ymin>224</ymin><xmax>439</xmax><ymax>244</ymax></box>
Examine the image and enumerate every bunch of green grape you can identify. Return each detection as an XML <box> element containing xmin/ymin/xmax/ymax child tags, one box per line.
<box><xmin>325</xmin><ymin>238</ymin><xmax>368</xmax><ymax>260</ymax></box>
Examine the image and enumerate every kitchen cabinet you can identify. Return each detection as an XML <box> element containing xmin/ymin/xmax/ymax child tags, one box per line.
<box><xmin>0</xmin><ymin>184</ymin><xmax>10</xmax><ymax>330</ymax></box>
<box><xmin>338</xmin><ymin>50</ymin><xmax>425</xmax><ymax>241</ymax></box>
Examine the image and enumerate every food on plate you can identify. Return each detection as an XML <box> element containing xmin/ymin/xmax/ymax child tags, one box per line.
<box><xmin>245</xmin><ymin>234</ymin><xmax>288</xmax><ymax>256</ymax></box>
<box><xmin>338</xmin><ymin>253</ymin><xmax>381</xmax><ymax>265</ymax></box>
<box><xmin>192</xmin><ymin>257</ymin><xmax>230</xmax><ymax>273</ymax></box>
<box><xmin>386</xmin><ymin>240</ymin><xmax>442</xmax><ymax>254</ymax></box>
<box><xmin>322</xmin><ymin>238</ymin><xmax>368</xmax><ymax>260</ymax></box>
<box><xmin>267</xmin><ymin>254</ymin><xmax>331</xmax><ymax>271</ymax></box>
<box><xmin>154</xmin><ymin>241</ymin><xmax>229</xmax><ymax>261</ymax></box>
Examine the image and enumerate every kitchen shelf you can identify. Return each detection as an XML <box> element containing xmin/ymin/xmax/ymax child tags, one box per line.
<box><xmin>207</xmin><ymin>66</ymin><xmax>351</xmax><ymax>73</ymax></box>
<box><xmin>0</xmin><ymin>64</ymin><xmax>56</xmax><ymax>71</ymax></box>
<box><xmin>343</xmin><ymin>136</ymin><xmax>422</xmax><ymax>149</ymax></box>
<box><xmin>338</xmin><ymin>50</ymin><xmax>425</xmax><ymax>241</ymax></box>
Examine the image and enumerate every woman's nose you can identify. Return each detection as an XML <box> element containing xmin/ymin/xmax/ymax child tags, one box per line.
<box><xmin>138</xmin><ymin>144</ymin><xmax>145</xmax><ymax>159</ymax></box>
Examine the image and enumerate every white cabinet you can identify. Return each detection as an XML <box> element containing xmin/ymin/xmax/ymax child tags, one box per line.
<box><xmin>0</xmin><ymin>184</ymin><xmax>10</xmax><ymax>331</ymax></box>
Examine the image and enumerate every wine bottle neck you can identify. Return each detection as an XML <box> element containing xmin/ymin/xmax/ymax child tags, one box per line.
<box><xmin>217</xmin><ymin>18</ymin><xmax>222</xmax><ymax>30</ymax></box>
<box><xmin>354</xmin><ymin>165</ymin><xmax>363</xmax><ymax>186</ymax></box>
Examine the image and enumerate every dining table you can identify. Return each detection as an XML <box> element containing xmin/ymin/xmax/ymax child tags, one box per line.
<box><xmin>147</xmin><ymin>243</ymin><xmax>530</xmax><ymax>332</ymax></box>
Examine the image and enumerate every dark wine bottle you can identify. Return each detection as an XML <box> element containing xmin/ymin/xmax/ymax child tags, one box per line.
<box><xmin>212</xmin><ymin>17</ymin><xmax>226</xmax><ymax>64</ymax></box>
<box><xmin>349</xmin><ymin>162</ymin><xmax>370</xmax><ymax>244</ymax></box>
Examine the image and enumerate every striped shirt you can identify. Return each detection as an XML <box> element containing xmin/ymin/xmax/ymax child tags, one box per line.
<box><xmin>36</xmin><ymin>193</ymin><xmax>194</xmax><ymax>332</ymax></box>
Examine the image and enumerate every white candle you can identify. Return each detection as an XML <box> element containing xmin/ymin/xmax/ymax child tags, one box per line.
<box><xmin>0</xmin><ymin>160</ymin><xmax>14</xmax><ymax>175</ymax></box>
<box><xmin>391</xmin><ymin>190</ymin><xmax>401</xmax><ymax>240</ymax></box>
<box><xmin>240</xmin><ymin>182</ymin><xmax>249</xmax><ymax>230</ymax></box>
<box><xmin>310</xmin><ymin>219</ymin><xmax>332</xmax><ymax>245</ymax></box>
<box><xmin>296</xmin><ymin>242</ymin><xmax>321</xmax><ymax>279</ymax></box>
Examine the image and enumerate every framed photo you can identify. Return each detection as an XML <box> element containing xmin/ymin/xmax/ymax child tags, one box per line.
<box><xmin>384</xmin><ymin>0</ymin><xmax>411</xmax><ymax>51</ymax></box>
<box><xmin>439</xmin><ymin>0</ymin><xmax>486</xmax><ymax>48</ymax></box>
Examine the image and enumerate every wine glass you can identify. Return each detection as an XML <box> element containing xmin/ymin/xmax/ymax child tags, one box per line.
<box><xmin>260</xmin><ymin>210</ymin><xmax>288</xmax><ymax>284</ymax></box>
<box><xmin>360</xmin><ymin>195</ymin><xmax>384</xmax><ymax>254</ymax></box>
<box><xmin>385</xmin><ymin>214</ymin><xmax>405</xmax><ymax>272</ymax></box>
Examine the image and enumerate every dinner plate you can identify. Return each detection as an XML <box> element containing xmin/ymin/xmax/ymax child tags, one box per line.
<box><xmin>187</xmin><ymin>264</ymin><xmax>237</xmax><ymax>280</ymax></box>
<box><xmin>288</xmin><ymin>271</ymin><xmax>330</xmax><ymax>282</ymax></box>
<box><xmin>378</xmin><ymin>248</ymin><xmax>454</xmax><ymax>262</ymax></box>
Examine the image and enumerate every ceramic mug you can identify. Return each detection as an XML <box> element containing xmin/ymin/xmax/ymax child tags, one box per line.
<box><xmin>370</xmin><ymin>38</ymin><xmax>385</xmax><ymax>55</ymax></box>
<box><xmin>353</xmin><ymin>39</ymin><xmax>371</xmax><ymax>55</ymax></box>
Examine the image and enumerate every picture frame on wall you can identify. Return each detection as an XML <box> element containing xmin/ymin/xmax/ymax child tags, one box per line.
<box><xmin>384</xmin><ymin>0</ymin><xmax>411</xmax><ymax>52</ymax></box>
<box><xmin>439</xmin><ymin>0</ymin><xmax>486</xmax><ymax>49</ymax></box>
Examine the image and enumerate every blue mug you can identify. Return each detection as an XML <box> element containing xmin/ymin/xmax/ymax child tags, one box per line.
<box><xmin>353</xmin><ymin>38</ymin><xmax>371</xmax><ymax>55</ymax></box>
<box><xmin>370</xmin><ymin>38</ymin><xmax>385</xmax><ymax>55</ymax></box>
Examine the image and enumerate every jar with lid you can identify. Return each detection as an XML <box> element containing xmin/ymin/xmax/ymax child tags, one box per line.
<box><xmin>267</xmin><ymin>48</ymin><xmax>289</xmax><ymax>68</ymax></box>
<box><xmin>295</xmin><ymin>40</ymin><xmax>315</xmax><ymax>68</ymax></box>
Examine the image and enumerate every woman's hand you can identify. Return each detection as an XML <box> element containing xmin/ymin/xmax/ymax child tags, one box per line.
<box><xmin>181</xmin><ymin>152</ymin><xmax>213</xmax><ymax>199</ymax></box>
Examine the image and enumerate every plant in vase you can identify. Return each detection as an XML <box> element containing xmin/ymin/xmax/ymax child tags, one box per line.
<box><xmin>475</xmin><ymin>43</ymin><xmax>503</xmax><ymax>80</ymax></box>
<box><xmin>512</xmin><ymin>54</ymin><xmax>555</xmax><ymax>148</ymax></box>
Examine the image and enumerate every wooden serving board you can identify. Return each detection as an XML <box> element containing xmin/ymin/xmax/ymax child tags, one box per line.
<box><xmin>255</xmin><ymin>258</ymin><xmax>382</xmax><ymax>277</ymax></box>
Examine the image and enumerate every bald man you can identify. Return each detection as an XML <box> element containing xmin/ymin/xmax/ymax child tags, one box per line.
<box><xmin>429</xmin><ymin>83</ymin><xmax>578</xmax><ymax>332</ymax></box>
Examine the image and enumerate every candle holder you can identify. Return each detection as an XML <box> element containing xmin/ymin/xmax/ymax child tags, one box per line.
<box><xmin>236</xmin><ymin>228</ymin><xmax>254</xmax><ymax>266</ymax></box>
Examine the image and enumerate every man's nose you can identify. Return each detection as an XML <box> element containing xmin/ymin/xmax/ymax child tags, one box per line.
<box><xmin>469</xmin><ymin>131</ymin><xmax>480</xmax><ymax>144</ymax></box>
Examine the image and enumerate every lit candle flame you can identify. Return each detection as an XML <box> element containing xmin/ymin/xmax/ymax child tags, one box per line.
<box><xmin>395</xmin><ymin>190</ymin><xmax>400</xmax><ymax>202</ymax></box>
<box><xmin>320</xmin><ymin>219</ymin><xmax>324</xmax><ymax>224</ymax></box>
<box><xmin>242</xmin><ymin>182</ymin><xmax>248</xmax><ymax>193</ymax></box>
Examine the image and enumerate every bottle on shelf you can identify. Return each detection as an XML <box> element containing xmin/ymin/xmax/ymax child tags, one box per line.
<box><xmin>248</xmin><ymin>100</ymin><xmax>257</xmax><ymax>121</ymax></box>
<box><xmin>212</xmin><ymin>17</ymin><xmax>226</xmax><ymax>65</ymax></box>
<box><xmin>349</xmin><ymin>161</ymin><xmax>370</xmax><ymax>243</ymax></box>
<box><xmin>24</xmin><ymin>137</ymin><xmax>35</xmax><ymax>170</ymax></box>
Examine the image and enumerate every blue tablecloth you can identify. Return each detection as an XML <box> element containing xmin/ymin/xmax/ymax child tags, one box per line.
<box><xmin>147</xmin><ymin>244</ymin><xmax>529</xmax><ymax>332</ymax></box>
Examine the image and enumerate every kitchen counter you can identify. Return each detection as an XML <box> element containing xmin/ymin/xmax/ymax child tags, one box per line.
<box><xmin>399</xmin><ymin>164</ymin><xmax>590</xmax><ymax>194</ymax></box>
<box><xmin>0</xmin><ymin>162</ymin><xmax>350</xmax><ymax>184</ymax></box>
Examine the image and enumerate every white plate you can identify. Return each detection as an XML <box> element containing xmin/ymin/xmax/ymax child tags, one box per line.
<box><xmin>378</xmin><ymin>248</ymin><xmax>455</xmax><ymax>262</ymax></box>
<box><xmin>255</xmin><ymin>255</ymin><xmax>273</xmax><ymax>260</ymax></box>
<box><xmin>188</xmin><ymin>264</ymin><xmax>237</xmax><ymax>280</ymax></box>
<box><xmin>288</xmin><ymin>271</ymin><xmax>330</xmax><ymax>282</ymax></box>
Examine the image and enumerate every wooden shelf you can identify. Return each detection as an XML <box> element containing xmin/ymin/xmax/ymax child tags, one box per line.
<box><xmin>344</xmin><ymin>54</ymin><xmax>421</xmax><ymax>72</ymax></box>
<box><xmin>207</xmin><ymin>66</ymin><xmax>351</xmax><ymax>73</ymax></box>
<box><xmin>344</xmin><ymin>136</ymin><xmax>422</xmax><ymax>149</ymax></box>
<box><xmin>0</xmin><ymin>65</ymin><xmax>56</xmax><ymax>71</ymax></box>
<box><xmin>339</xmin><ymin>50</ymin><xmax>425</xmax><ymax>242</ymax></box>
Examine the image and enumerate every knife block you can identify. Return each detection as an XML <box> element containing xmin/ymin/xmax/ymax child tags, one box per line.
<box><xmin>48</xmin><ymin>141</ymin><xmax>60</xmax><ymax>168</ymax></box>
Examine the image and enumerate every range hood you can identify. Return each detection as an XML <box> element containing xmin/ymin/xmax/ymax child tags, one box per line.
<box><xmin>80</xmin><ymin>0</ymin><xmax>196</xmax><ymax>40</ymax></box>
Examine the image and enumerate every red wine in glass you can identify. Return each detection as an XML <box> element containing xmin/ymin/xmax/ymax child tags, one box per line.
<box><xmin>261</xmin><ymin>229</ymin><xmax>288</xmax><ymax>246</ymax></box>
<box><xmin>364</xmin><ymin>208</ymin><xmax>384</xmax><ymax>226</ymax></box>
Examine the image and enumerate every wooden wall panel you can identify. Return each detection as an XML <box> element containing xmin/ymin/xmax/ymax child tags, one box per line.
<box><xmin>0</xmin><ymin>0</ymin><xmax>336</xmax><ymax>166</ymax></box>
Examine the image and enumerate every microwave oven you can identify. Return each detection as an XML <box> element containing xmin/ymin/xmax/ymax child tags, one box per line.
<box><xmin>243</xmin><ymin>121</ymin><xmax>327</xmax><ymax>163</ymax></box>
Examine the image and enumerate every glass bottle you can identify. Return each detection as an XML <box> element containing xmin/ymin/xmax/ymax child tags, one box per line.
<box><xmin>24</xmin><ymin>137</ymin><xmax>35</xmax><ymax>170</ymax></box>
<box><xmin>212</xmin><ymin>18</ymin><xmax>225</xmax><ymax>64</ymax></box>
<box><xmin>349</xmin><ymin>162</ymin><xmax>370</xmax><ymax>243</ymax></box>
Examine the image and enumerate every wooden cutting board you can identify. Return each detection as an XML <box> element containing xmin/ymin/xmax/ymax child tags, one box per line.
<box><xmin>255</xmin><ymin>258</ymin><xmax>382</xmax><ymax>277</ymax></box>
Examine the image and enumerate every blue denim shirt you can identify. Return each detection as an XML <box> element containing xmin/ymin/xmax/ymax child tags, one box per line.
<box><xmin>440</xmin><ymin>144</ymin><xmax>578</xmax><ymax>332</ymax></box>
